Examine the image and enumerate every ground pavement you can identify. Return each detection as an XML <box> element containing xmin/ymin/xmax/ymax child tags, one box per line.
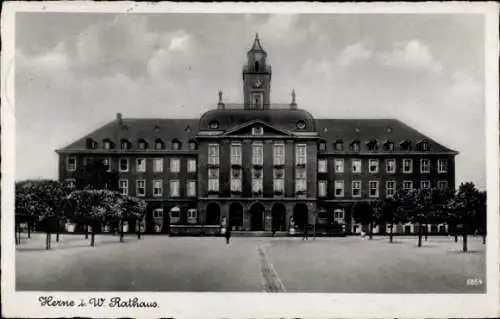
<box><xmin>15</xmin><ymin>233</ymin><xmax>486</xmax><ymax>293</ymax></box>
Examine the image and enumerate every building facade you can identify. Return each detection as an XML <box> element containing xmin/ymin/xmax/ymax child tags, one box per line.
<box><xmin>56</xmin><ymin>35</ymin><xmax>458</xmax><ymax>234</ymax></box>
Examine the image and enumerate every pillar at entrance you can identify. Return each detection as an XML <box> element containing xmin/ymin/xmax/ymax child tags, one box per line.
<box><xmin>264</xmin><ymin>208</ymin><xmax>272</xmax><ymax>232</ymax></box>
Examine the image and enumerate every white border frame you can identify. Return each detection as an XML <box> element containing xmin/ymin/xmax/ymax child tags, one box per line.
<box><xmin>2</xmin><ymin>2</ymin><xmax>499</xmax><ymax>319</ymax></box>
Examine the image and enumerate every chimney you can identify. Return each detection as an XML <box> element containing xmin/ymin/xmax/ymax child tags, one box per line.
<box><xmin>116</xmin><ymin>112</ymin><xmax>123</xmax><ymax>124</ymax></box>
<box><xmin>217</xmin><ymin>90</ymin><xmax>225</xmax><ymax>110</ymax></box>
<box><xmin>290</xmin><ymin>89</ymin><xmax>297</xmax><ymax>109</ymax></box>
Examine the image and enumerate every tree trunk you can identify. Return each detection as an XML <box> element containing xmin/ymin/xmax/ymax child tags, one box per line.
<box><xmin>369</xmin><ymin>222</ymin><xmax>373</xmax><ymax>240</ymax></box>
<box><xmin>463</xmin><ymin>233</ymin><xmax>468</xmax><ymax>252</ymax></box>
<box><xmin>418</xmin><ymin>223</ymin><xmax>422</xmax><ymax>247</ymax></box>
<box><xmin>56</xmin><ymin>218</ymin><xmax>60</xmax><ymax>243</ymax></box>
<box><xmin>389</xmin><ymin>223</ymin><xmax>394</xmax><ymax>243</ymax></box>
<box><xmin>424</xmin><ymin>223</ymin><xmax>428</xmax><ymax>241</ymax></box>
<box><xmin>84</xmin><ymin>224</ymin><xmax>89</xmax><ymax>239</ymax></box>
<box><xmin>120</xmin><ymin>220</ymin><xmax>124</xmax><ymax>243</ymax></box>
<box><xmin>45</xmin><ymin>232</ymin><xmax>51</xmax><ymax>250</ymax></box>
<box><xmin>15</xmin><ymin>222</ymin><xmax>19</xmax><ymax>245</ymax></box>
<box><xmin>482</xmin><ymin>233</ymin><xmax>486</xmax><ymax>245</ymax></box>
<box><xmin>90</xmin><ymin>229</ymin><xmax>95</xmax><ymax>247</ymax></box>
<box><xmin>27</xmin><ymin>221</ymin><xmax>31</xmax><ymax>239</ymax></box>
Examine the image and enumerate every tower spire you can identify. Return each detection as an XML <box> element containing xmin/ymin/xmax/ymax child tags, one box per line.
<box><xmin>217</xmin><ymin>90</ymin><xmax>225</xmax><ymax>109</ymax></box>
<box><xmin>249</xmin><ymin>32</ymin><xmax>264</xmax><ymax>52</ymax></box>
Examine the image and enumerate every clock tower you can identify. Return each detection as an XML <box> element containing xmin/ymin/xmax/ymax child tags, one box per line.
<box><xmin>242</xmin><ymin>34</ymin><xmax>272</xmax><ymax>110</ymax></box>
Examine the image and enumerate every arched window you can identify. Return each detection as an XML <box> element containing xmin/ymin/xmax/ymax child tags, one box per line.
<box><xmin>138</xmin><ymin>139</ymin><xmax>148</xmax><ymax>150</ymax></box>
<box><xmin>417</xmin><ymin>140</ymin><xmax>429</xmax><ymax>151</ymax></box>
<box><xmin>188</xmin><ymin>140</ymin><xmax>197</xmax><ymax>151</ymax></box>
<box><xmin>154</xmin><ymin>139</ymin><xmax>165</xmax><ymax>150</ymax></box>
<box><xmin>255</xmin><ymin>61</ymin><xmax>260</xmax><ymax>72</ymax></box>
<box><xmin>103</xmin><ymin>139</ymin><xmax>114</xmax><ymax>150</ymax></box>
<box><xmin>351</xmin><ymin>141</ymin><xmax>360</xmax><ymax>152</ymax></box>
<box><xmin>172</xmin><ymin>139</ymin><xmax>181</xmax><ymax>150</ymax></box>
<box><xmin>86</xmin><ymin>138</ymin><xmax>98</xmax><ymax>149</ymax></box>
<box><xmin>400</xmin><ymin>140</ymin><xmax>412</xmax><ymax>151</ymax></box>
<box><xmin>383</xmin><ymin>141</ymin><xmax>394</xmax><ymax>152</ymax></box>
<box><xmin>318</xmin><ymin>140</ymin><xmax>327</xmax><ymax>151</ymax></box>
<box><xmin>366</xmin><ymin>139</ymin><xmax>378</xmax><ymax>151</ymax></box>
<box><xmin>334</xmin><ymin>140</ymin><xmax>344</xmax><ymax>151</ymax></box>
<box><xmin>120</xmin><ymin>139</ymin><xmax>131</xmax><ymax>150</ymax></box>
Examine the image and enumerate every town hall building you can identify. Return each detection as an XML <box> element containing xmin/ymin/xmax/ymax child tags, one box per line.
<box><xmin>56</xmin><ymin>35</ymin><xmax>458</xmax><ymax>235</ymax></box>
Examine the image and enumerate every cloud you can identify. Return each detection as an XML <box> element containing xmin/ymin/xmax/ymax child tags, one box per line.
<box><xmin>380</xmin><ymin>40</ymin><xmax>443</xmax><ymax>74</ymax></box>
<box><xmin>337</xmin><ymin>42</ymin><xmax>373</xmax><ymax>67</ymax></box>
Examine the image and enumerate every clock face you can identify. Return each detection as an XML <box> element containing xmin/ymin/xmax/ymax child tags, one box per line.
<box><xmin>254</xmin><ymin>79</ymin><xmax>262</xmax><ymax>88</ymax></box>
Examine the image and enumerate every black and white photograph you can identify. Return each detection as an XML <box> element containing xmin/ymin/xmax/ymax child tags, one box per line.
<box><xmin>2</xmin><ymin>2</ymin><xmax>499</xmax><ymax>318</ymax></box>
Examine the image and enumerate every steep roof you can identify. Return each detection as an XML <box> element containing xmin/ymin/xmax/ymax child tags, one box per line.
<box><xmin>57</xmin><ymin>115</ymin><xmax>456</xmax><ymax>155</ymax></box>
<box><xmin>316</xmin><ymin>118</ymin><xmax>457</xmax><ymax>154</ymax></box>
<box><xmin>57</xmin><ymin>117</ymin><xmax>199</xmax><ymax>152</ymax></box>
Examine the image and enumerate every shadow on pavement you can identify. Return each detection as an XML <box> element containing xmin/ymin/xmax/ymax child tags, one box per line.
<box><xmin>16</xmin><ymin>239</ymin><xmax>133</xmax><ymax>252</ymax></box>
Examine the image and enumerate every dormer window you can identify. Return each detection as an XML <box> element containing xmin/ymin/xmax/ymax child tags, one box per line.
<box><xmin>120</xmin><ymin>139</ymin><xmax>131</xmax><ymax>150</ymax></box>
<box><xmin>138</xmin><ymin>139</ymin><xmax>149</xmax><ymax>150</ymax></box>
<box><xmin>154</xmin><ymin>139</ymin><xmax>165</xmax><ymax>150</ymax></box>
<box><xmin>252</xmin><ymin>126</ymin><xmax>264</xmax><ymax>135</ymax></box>
<box><xmin>383</xmin><ymin>141</ymin><xmax>394</xmax><ymax>152</ymax></box>
<box><xmin>334</xmin><ymin>140</ymin><xmax>344</xmax><ymax>151</ymax></box>
<box><xmin>209</xmin><ymin>121</ymin><xmax>219</xmax><ymax>129</ymax></box>
<box><xmin>366</xmin><ymin>139</ymin><xmax>378</xmax><ymax>151</ymax></box>
<box><xmin>351</xmin><ymin>141</ymin><xmax>361</xmax><ymax>152</ymax></box>
<box><xmin>103</xmin><ymin>139</ymin><xmax>113</xmax><ymax>150</ymax></box>
<box><xmin>188</xmin><ymin>140</ymin><xmax>197</xmax><ymax>151</ymax></box>
<box><xmin>86</xmin><ymin>138</ymin><xmax>98</xmax><ymax>149</ymax></box>
<box><xmin>172</xmin><ymin>139</ymin><xmax>181</xmax><ymax>150</ymax></box>
<box><xmin>296</xmin><ymin>120</ymin><xmax>306</xmax><ymax>130</ymax></box>
<box><xmin>400</xmin><ymin>140</ymin><xmax>412</xmax><ymax>151</ymax></box>
<box><xmin>318</xmin><ymin>140</ymin><xmax>327</xmax><ymax>151</ymax></box>
<box><xmin>417</xmin><ymin>140</ymin><xmax>430</xmax><ymax>152</ymax></box>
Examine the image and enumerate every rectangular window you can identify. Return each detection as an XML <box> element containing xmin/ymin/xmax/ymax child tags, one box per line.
<box><xmin>252</xmin><ymin>168</ymin><xmax>263</xmax><ymax>193</ymax></box>
<box><xmin>403</xmin><ymin>180</ymin><xmax>413</xmax><ymax>192</ymax></box>
<box><xmin>119</xmin><ymin>158</ymin><xmax>129</xmax><ymax>172</ymax></box>
<box><xmin>295</xmin><ymin>144</ymin><xmax>307</xmax><ymax>165</ymax></box>
<box><xmin>187</xmin><ymin>180</ymin><xmax>197</xmax><ymax>197</ymax></box>
<box><xmin>169</xmin><ymin>180</ymin><xmax>180</xmax><ymax>197</ymax></box>
<box><xmin>119</xmin><ymin>179</ymin><xmax>128</xmax><ymax>196</ymax></box>
<box><xmin>187</xmin><ymin>159</ymin><xmax>197</xmax><ymax>173</ymax></box>
<box><xmin>352</xmin><ymin>159</ymin><xmax>362</xmax><ymax>173</ymax></box>
<box><xmin>136</xmin><ymin>180</ymin><xmax>146</xmax><ymax>197</ymax></box>
<box><xmin>403</xmin><ymin>159</ymin><xmax>413</xmax><ymax>173</ymax></box>
<box><xmin>152</xmin><ymin>179</ymin><xmax>163</xmax><ymax>197</ymax></box>
<box><xmin>252</xmin><ymin>142</ymin><xmax>263</xmax><ymax>165</ymax></box>
<box><xmin>386</xmin><ymin>181</ymin><xmax>396</xmax><ymax>197</ymax></box>
<box><xmin>136</xmin><ymin>158</ymin><xmax>146</xmax><ymax>172</ymax></box>
<box><xmin>318</xmin><ymin>180</ymin><xmax>327</xmax><ymax>197</ymax></box>
<box><xmin>67</xmin><ymin>157</ymin><xmax>77</xmax><ymax>171</ymax></box>
<box><xmin>231</xmin><ymin>168</ymin><xmax>242</xmax><ymax>192</ymax></box>
<box><xmin>273</xmin><ymin>143</ymin><xmax>285</xmax><ymax>166</ymax></box>
<box><xmin>438</xmin><ymin>159</ymin><xmax>448</xmax><ymax>173</ymax></box>
<box><xmin>153</xmin><ymin>208</ymin><xmax>163</xmax><ymax>219</ymax></box>
<box><xmin>352</xmin><ymin>180</ymin><xmax>362</xmax><ymax>198</ymax></box>
<box><xmin>369</xmin><ymin>181</ymin><xmax>379</xmax><ymax>198</ymax></box>
<box><xmin>208</xmin><ymin>168</ymin><xmax>219</xmax><ymax>193</ymax></box>
<box><xmin>273</xmin><ymin>168</ymin><xmax>285</xmax><ymax>193</ymax></box>
<box><xmin>369</xmin><ymin>159</ymin><xmax>379</xmax><ymax>173</ymax></box>
<box><xmin>420</xmin><ymin>159</ymin><xmax>430</xmax><ymax>174</ymax></box>
<box><xmin>102</xmin><ymin>158</ymin><xmax>111</xmax><ymax>172</ymax></box>
<box><xmin>386</xmin><ymin>159</ymin><xmax>396</xmax><ymax>174</ymax></box>
<box><xmin>295</xmin><ymin>179</ymin><xmax>307</xmax><ymax>193</ymax></box>
<box><xmin>438</xmin><ymin>180</ymin><xmax>448</xmax><ymax>190</ymax></box>
<box><xmin>421</xmin><ymin>180</ymin><xmax>431</xmax><ymax>189</ymax></box>
<box><xmin>231</xmin><ymin>143</ymin><xmax>242</xmax><ymax>165</ymax></box>
<box><xmin>335</xmin><ymin>180</ymin><xmax>344</xmax><ymax>197</ymax></box>
<box><xmin>334</xmin><ymin>159</ymin><xmax>344</xmax><ymax>173</ymax></box>
<box><xmin>170</xmin><ymin>158</ymin><xmax>180</xmax><ymax>173</ymax></box>
<box><xmin>208</xmin><ymin>144</ymin><xmax>220</xmax><ymax>165</ymax></box>
<box><xmin>318</xmin><ymin>159</ymin><xmax>328</xmax><ymax>173</ymax></box>
<box><xmin>274</xmin><ymin>178</ymin><xmax>285</xmax><ymax>194</ymax></box>
<box><xmin>153</xmin><ymin>158</ymin><xmax>164</xmax><ymax>173</ymax></box>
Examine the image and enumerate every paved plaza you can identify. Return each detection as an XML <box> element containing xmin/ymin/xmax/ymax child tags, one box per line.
<box><xmin>16</xmin><ymin>234</ymin><xmax>486</xmax><ymax>293</ymax></box>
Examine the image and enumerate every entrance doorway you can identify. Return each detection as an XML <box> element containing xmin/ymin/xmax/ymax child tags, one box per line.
<box><xmin>293</xmin><ymin>203</ymin><xmax>308</xmax><ymax>230</ymax></box>
<box><xmin>249</xmin><ymin>203</ymin><xmax>265</xmax><ymax>231</ymax></box>
<box><xmin>229</xmin><ymin>203</ymin><xmax>244</xmax><ymax>230</ymax></box>
<box><xmin>272</xmin><ymin>203</ymin><xmax>286</xmax><ymax>231</ymax></box>
<box><xmin>206</xmin><ymin>203</ymin><xmax>221</xmax><ymax>225</ymax></box>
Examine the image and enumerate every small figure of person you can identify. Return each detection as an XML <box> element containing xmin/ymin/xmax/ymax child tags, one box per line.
<box><xmin>302</xmin><ymin>224</ymin><xmax>309</xmax><ymax>240</ymax></box>
<box><xmin>225</xmin><ymin>225</ymin><xmax>232</xmax><ymax>244</ymax></box>
<box><xmin>361</xmin><ymin>230</ymin><xmax>367</xmax><ymax>239</ymax></box>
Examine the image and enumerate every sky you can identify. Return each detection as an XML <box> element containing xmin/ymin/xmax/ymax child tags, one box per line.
<box><xmin>14</xmin><ymin>13</ymin><xmax>486</xmax><ymax>188</ymax></box>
